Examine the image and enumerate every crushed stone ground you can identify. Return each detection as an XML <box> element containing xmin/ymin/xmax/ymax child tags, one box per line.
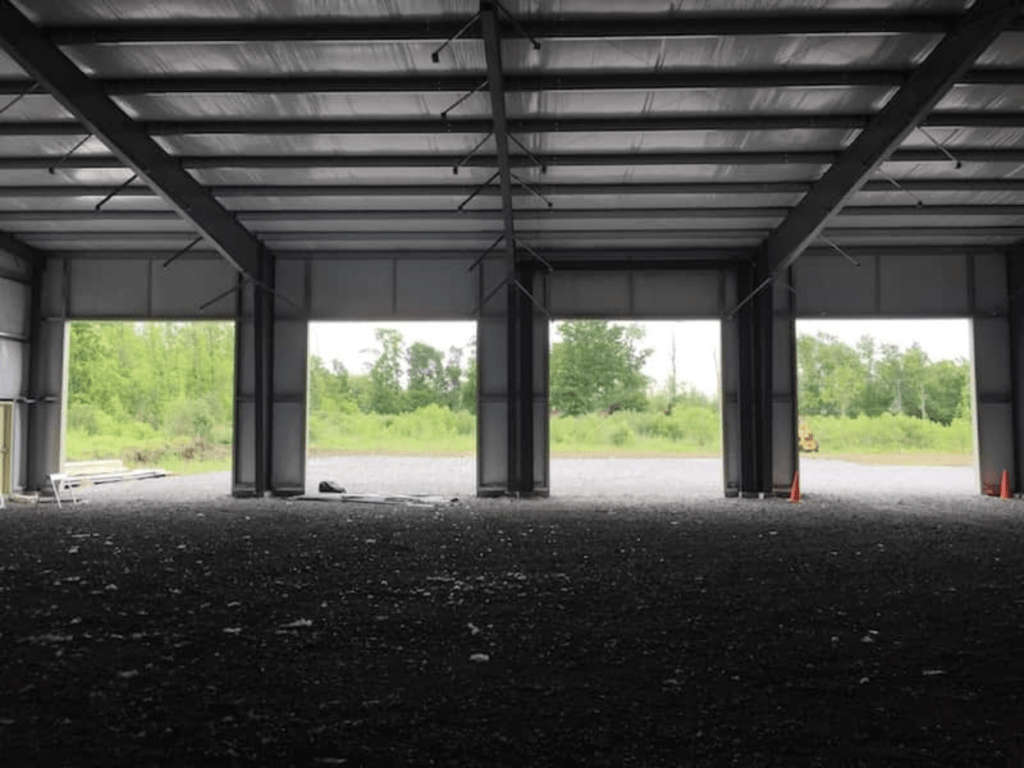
<box><xmin>0</xmin><ymin>459</ymin><xmax>1017</xmax><ymax>766</ymax></box>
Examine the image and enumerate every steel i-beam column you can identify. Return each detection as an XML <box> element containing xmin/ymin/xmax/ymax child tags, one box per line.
<box><xmin>233</xmin><ymin>248</ymin><xmax>277</xmax><ymax>497</ymax></box>
<box><xmin>475</xmin><ymin>0</ymin><xmax>547</xmax><ymax>497</ymax></box>
<box><xmin>734</xmin><ymin>258</ymin><xmax>775</xmax><ymax>497</ymax></box>
<box><xmin>26</xmin><ymin>258</ymin><xmax>67</xmax><ymax>491</ymax></box>
<box><xmin>972</xmin><ymin>248</ymin><xmax>1022</xmax><ymax>495</ymax></box>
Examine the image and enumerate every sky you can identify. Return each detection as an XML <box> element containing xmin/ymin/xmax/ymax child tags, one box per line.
<box><xmin>309</xmin><ymin>318</ymin><xmax>973</xmax><ymax>397</ymax></box>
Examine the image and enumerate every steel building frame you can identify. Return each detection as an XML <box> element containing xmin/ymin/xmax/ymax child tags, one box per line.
<box><xmin>1</xmin><ymin>0</ymin><xmax>1023</xmax><ymax>499</ymax></box>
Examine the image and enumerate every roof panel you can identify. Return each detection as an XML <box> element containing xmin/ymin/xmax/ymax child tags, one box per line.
<box><xmin>976</xmin><ymin>31</ymin><xmax>1024</xmax><ymax>66</ymax></box>
<box><xmin>504</xmin><ymin>34</ymin><xmax>939</xmax><ymax>73</ymax></box>
<box><xmin>518</xmin><ymin>0</ymin><xmax>969</xmax><ymax>13</ymax></box>
<box><xmin>17</xmin><ymin>0</ymin><xmax>474</xmax><ymax>23</ymax></box>
<box><xmin>533</xmin><ymin>128</ymin><xmax>859</xmax><ymax>153</ymax></box>
<box><xmin>114</xmin><ymin>92</ymin><xmax>487</xmax><ymax>120</ymax></box>
<box><xmin>154</xmin><ymin>133</ymin><xmax>497</xmax><ymax>155</ymax></box>
<box><xmin>63</xmin><ymin>41</ymin><xmax>485</xmax><ymax>77</ymax></box>
<box><xmin>898</xmin><ymin>126</ymin><xmax>1024</xmax><ymax>150</ymax></box>
<box><xmin>509</xmin><ymin>86</ymin><xmax>892</xmax><ymax>118</ymax></box>
<box><xmin>18</xmin><ymin>0</ymin><xmax>973</xmax><ymax>24</ymax></box>
<box><xmin>937</xmin><ymin>84</ymin><xmax>1024</xmax><ymax>111</ymax></box>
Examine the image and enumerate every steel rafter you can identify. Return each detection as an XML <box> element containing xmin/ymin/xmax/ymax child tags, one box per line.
<box><xmin>8</xmin><ymin>179</ymin><xmax>1024</xmax><ymax>199</ymax></box>
<box><xmin>761</xmin><ymin>0</ymin><xmax>1024</xmax><ymax>276</ymax></box>
<box><xmin>0</xmin><ymin>0</ymin><xmax>267</xmax><ymax>280</ymax></box>
<box><xmin>6</xmin><ymin>112</ymin><xmax>1024</xmax><ymax>136</ymax></box>
<box><xmin>6</xmin><ymin>68</ymin><xmax>1024</xmax><ymax>96</ymax></box>
<box><xmin>4</xmin><ymin>148</ymin><xmax>1024</xmax><ymax>171</ymax></box>
<box><xmin>42</xmin><ymin>13</ymin><xmax>1024</xmax><ymax>43</ymax></box>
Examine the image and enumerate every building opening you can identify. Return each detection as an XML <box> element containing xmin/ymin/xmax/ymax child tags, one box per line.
<box><xmin>548</xmin><ymin>319</ymin><xmax>722</xmax><ymax>499</ymax></box>
<box><xmin>65</xmin><ymin>321</ymin><xmax>236</xmax><ymax>493</ymax></box>
<box><xmin>795</xmin><ymin>318</ymin><xmax>975</xmax><ymax>497</ymax></box>
<box><xmin>307</xmin><ymin>321</ymin><xmax>476</xmax><ymax>499</ymax></box>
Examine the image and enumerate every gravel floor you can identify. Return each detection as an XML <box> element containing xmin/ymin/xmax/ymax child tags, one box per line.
<box><xmin>2</xmin><ymin>480</ymin><xmax>1023</xmax><ymax>766</ymax></box>
<box><xmin>62</xmin><ymin>456</ymin><xmax>977</xmax><ymax>505</ymax></box>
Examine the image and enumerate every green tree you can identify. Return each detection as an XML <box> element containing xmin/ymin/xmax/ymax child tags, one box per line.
<box><xmin>925</xmin><ymin>358</ymin><xmax>970</xmax><ymax>425</ymax></box>
<box><xmin>368</xmin><ymin>328</ymin><xmax>406</xmax><ymax>414</ymax></box>
<box><xmin>406</xmin><ymin>341</ymin><xmax>446</xmax><ymax>410</ymax></box>
<box><xmin>550</xmin><ymin>321</ymin><xmax>651</xmax><ymax>415</ymax></box>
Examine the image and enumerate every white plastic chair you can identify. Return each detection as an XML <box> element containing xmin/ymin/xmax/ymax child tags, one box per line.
<box><xmin>48</xmin><ymin>473</ymin><xmax>80</xmax><ymax>508</ymax></box>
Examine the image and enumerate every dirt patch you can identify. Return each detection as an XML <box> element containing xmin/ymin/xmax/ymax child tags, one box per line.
<box><xmin>1</xmin><ymin>495</ymin><xmax>1022</xmax><ymax>766</ymax></box>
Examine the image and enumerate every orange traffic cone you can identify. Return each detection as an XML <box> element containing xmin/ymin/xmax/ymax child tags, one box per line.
<box><xmin>1000</xmin><ymin>469</ymin><xmax>1012</xmax><ymax>500</ymax></box>
<box><xmin>788</xmin><ymin>471</ymin><xmax>801</xmax><ymax>503</ymax></box>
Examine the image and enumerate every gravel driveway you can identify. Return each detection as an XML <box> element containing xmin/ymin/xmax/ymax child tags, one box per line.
<box><xmin>67</xmin><ymin>455</ymin><xmax>977</xmax><ymax>504</ymax></box>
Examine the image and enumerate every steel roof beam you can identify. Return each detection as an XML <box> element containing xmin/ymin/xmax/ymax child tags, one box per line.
<box><xmin>761</xmin><ymin>0</ymin><xmax>1023</xmax><ymax>275</ymax></box>
<box><xmin>7</xmin><ymin>68</ymin><xmax>1024</xmax><ymax>95</ymax></box>
<box><xmin>3</xmin><ymin>148</ymin><xmax>1024</xmax><ymax>170</ymax></box>
<box><xmin>2</xmin><ymin>68</ymin><xmax>1022</xmax><ymax>95</ymax></box>
<box><xmin>6</xmin><ymin>178</ymin><xmax>1024</xmax><ymax>197</ymax></box>
<box><xmin>4</xmin><ymin>204</ymin><xmax>1023</xmax><ymax>223</ymax></box>
<box><xmin>35</xmin><ymin>244</ymin><xmax>1008</xmax><ymax>261</ymax></box>
<box><xmin>43</xmin><ymin>14</ymin><xmax>1024</xmax><ymax>43</ymax></box>
<box><xmin>0</xmin><ymin>0</ymin><xmax>267</xmax><ymax>279</ymax></box>
<box><xmin>21</xmin><ymin>226</ymin><xmax>1024</xmax><ymax>241</ymax></box>
<box><xmin>7</xmin><ymin>111</ymin><xmax>1024</xmax><ymax>136</ymax></box>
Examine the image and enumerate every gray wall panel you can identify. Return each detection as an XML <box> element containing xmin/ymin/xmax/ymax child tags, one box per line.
<box><xmin>271</xmin><ymin>401</ymin><xmax>305</xmax><ymax>493</ymax></box>
<box><xmin>273</xmin><ymin>320</ymin><xmax>308</xmax><ymax>395</ymax></box>
<box><xmin>976</xmin><ymin>402</ymin><xmax>1013</xmax><ymax>494</ymax></box>
<box><xmin>632</xmin><ymin>271</ymin><xmax>720</xmax><ymax>317</ymax></box>
<box><xmin>310</xmin><ymin>260</ymin><xmax>392</xmax><ymax>319</ymax></box>
<box><xmin>793</xmin><ymin>254</ymin><xmax>877</xmax><ymax>315</ymax></box>
<box><xmin>234</xmin><ymin>400</ymin><xmax>255</xmax><ymax>487</ymax></box>
<box><xmin>275</xmin><ymin>259</ymin><xmax>307</xmax><ymax>319</ymax></box>
<box><xmin>973</xmin><ymin>316</ymin><xmax>1014</xmax><ymax>495</ymax></box>
<box><xmin>69</xmin><ymin>260</ymin><xmax>149</xmax><ymax>317</ymax></box>
<box><xmin>973</xmin><ymin>316</ymin><xmax>1011</xmax><ymax>394</ymax></box>
<box><xmin>478</xmin><ymin>398</ymin><xmax>507</xmax><ymax>489</ymax></box>
<box><xmin>236</xmin><ymin>319</ymin><xmax>255</xmax><ymax>397</ymax></box>
<box><xmin>549</xmin><ymin>272</ymin><xmax>631</xmax><ymax>317</ymax></box>
<box><xmin>879</xmin><ymin>255</ymin><xmax>969</xmax><ymax>315</ymax></box>
<box><xmin>478</xmin><ymin>316</ymin><xmax>507</xmax><ymax>396</ymax></box>
<box><xmin>974</xmin><ymin>253</ymin><xmax>1007</xmax><ymax>314</ymax></box>
<box><xmin>0</xmin><ymin>277</ymin><xmax>29</xmax><ymax>337</ymax></box>
<box><xmin>396</xmin><ymin>259</ymin><xmax>475</xmax><ymax>318</ymax></box>
<box><xmin>41</xmin><ymin>259</ymin><xmax>65</xmax><ymax>318</ymax></box>
<box><xmin>153</xmin><ymin>259</ymin><xmax>237</xmax><ymax>318</ymax></box>
<box><xmin>0</xmin><ymin>250</ymin><xmax>30</xmax><ymax>281</ymax></box>
<box><xmin>0</xmin><ymin>338</ymin><xmax>24</xmax><ymax>399</ymax></box>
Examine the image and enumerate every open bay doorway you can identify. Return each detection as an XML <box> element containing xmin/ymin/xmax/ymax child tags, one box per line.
<box><xmin>306</xmin><ymin>321</ymin><xmax>477</xmax><ymax>500</ymax></box>
<box><xmin>548</xmin><ymin>319</ymin><xmax>723</xmax><ymax>500</ymax></box>
<box><xmin>795</xmin><ymin>318</ymin><xmax>975</xmax><ymax>498</ymax></box>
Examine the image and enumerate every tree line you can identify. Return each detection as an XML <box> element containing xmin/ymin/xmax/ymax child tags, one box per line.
<box><xmin>65</xmin><ymin>321</ymin><xmax>972</xmax><ymax>441</ymax></box>
<box><xmin>798</xmin><ymin>332</ymin><xmax>971</xmax><ymax>425</ymax></box>
<box><xmin>67</xmin><ymin>321</ymin><xmax>234</xmax><ymax>440</ymax></box>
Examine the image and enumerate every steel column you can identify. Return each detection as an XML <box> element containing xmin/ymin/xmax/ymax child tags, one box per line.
<box><xmin>479</xmin><ymin>1</ymin><xmax>541</xmax><ymax>496</ymax></box>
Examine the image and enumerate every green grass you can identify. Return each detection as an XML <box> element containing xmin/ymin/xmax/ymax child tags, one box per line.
<box><xmin>64</xmin><ymin>406</ymin><xmax>976</xmax><ymax>467</ymax></box>
<box><xmin>804</xmin><ymin>413</ymin><xmax>973</xmax><ymax>455</ymax></box>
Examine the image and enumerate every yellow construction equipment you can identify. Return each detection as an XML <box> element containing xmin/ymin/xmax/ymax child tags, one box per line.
<box><xmin>798</xmin><ymin>420</ymin><xmax>819</xmax><ymax>453</ymax></box>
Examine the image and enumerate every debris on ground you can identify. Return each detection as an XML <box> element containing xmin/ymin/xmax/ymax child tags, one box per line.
<box><xmin>295</xmin><ymin>487</ymin><xmax>459</xmax><ymax>508</ymax></box>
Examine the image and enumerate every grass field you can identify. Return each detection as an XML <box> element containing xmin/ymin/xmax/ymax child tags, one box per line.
<box><xmin>65</xmin><ymin>407</ymin><xmax>975</xmax><ymax>472</ymax></box>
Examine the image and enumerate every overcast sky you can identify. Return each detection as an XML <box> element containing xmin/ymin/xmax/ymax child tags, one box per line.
<box><xmin>309</xmin><ymin>318</ymin><xmax>973</xmax><ymax>397</ymax></box>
